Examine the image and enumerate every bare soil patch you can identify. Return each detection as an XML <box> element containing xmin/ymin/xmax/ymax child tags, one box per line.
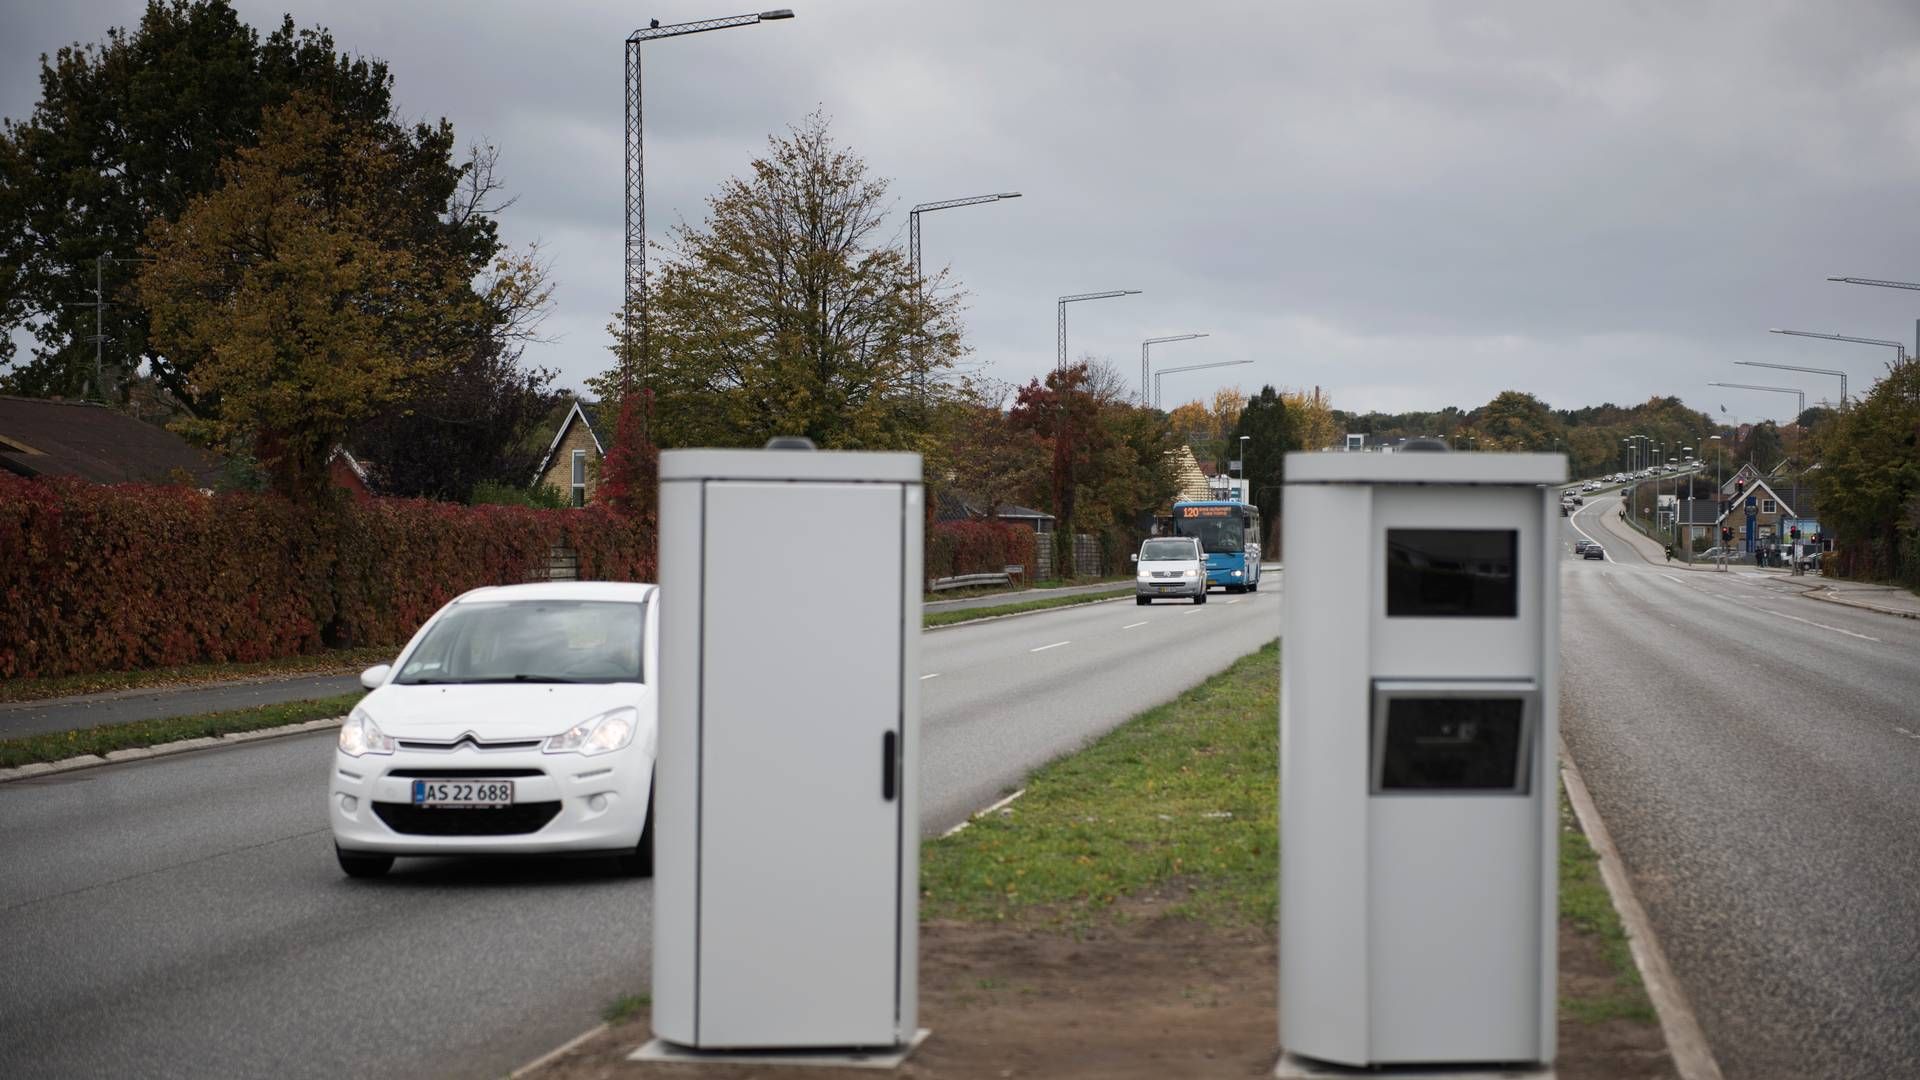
<box><xmin>531</xmin><ymin>912</ymin><xmax>1672</xmax><ymax>1080</ymax></box>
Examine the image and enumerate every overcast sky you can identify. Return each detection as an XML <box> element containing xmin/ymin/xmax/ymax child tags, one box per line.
<box><xmin>7</xmin><ymin>0</ymin><xmax>1920</xmax><ymax>424</ymax></box>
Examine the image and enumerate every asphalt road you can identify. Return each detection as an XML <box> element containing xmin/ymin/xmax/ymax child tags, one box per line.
<box><xmin>1562</xmin><ymin>496</ymin><xmax>1920</xmax><ymax>1079</ymax></box>
<box><xmin>0</xmin><ymin>579</ymin><xmax>1281</xmax><ymax>1080</ymax></box>
<box><xmin>0</xmin><ymin>583</ymin><xmax>1134</xmax><ymax>741</ymax></box>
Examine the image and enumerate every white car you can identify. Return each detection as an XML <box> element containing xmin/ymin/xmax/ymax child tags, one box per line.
<box><xmin>1134</xmin><ymin>536</ymin><xmax>1207</xmax><ymax>604</ymax></box>
<box><xmin>330</xmin><ymin>582</ymin><xmax>658</xmax><ymax>879</ymax></box>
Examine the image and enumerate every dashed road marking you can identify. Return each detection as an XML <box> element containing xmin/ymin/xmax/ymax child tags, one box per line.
<box><xmin>920</xmin><ymin>673</ymin><xmax>940</xmax><ymax>681</ymax></box>
<box><xmin>1180</xmin><ymin>606</ymin><xmax>1206</xmax><ymax>615</ymax></box>
<box><xmin>1895</xmin><ymin>727</ymin><xmax>1920</xmax><ymax>741</ymax></box>
<box><xmin>1226</xmin><ymin>598</ymin><xmax>1242</xmax><ymax>605</ymax></box>
<box><xmin>1661</xmin><ymin>574</ymin><xmax>1684</xmax><ymax>584</ymax></box>
<box><xmin>1122</xmin><ymin>621</ymin><xmax>1148</xmax><ymax>630</ymax></box>
<box><xmin>1758</xmin><ymin>608</ymin><xmax>1880</xmax><ymax>642</ymax></box>
<box><xmin>1030</xmin><ymin>640</ymin><xmax>1071</xmax><ymax>653</ymax></box>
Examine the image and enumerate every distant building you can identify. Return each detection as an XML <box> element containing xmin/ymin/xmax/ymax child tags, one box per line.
<box><xmin>530</xmin><ymin>399</ymin><xmax>609</xmax><ymax>507</ymax></box>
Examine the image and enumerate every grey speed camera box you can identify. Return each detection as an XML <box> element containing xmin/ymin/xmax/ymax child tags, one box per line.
<box><xmin>1280</xmin><ymin>451</ymin><xmax>1564</xmax><ymax>1070</ymax></box>
<box><xmin>652</xmin><ymin>447</ymin><xmax>922</xmax><ymax>1052</ymax></box>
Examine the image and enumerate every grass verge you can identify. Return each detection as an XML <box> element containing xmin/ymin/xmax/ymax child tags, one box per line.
<box><xmin>922</xmin><ymin>639</ymin><xmax>1657</xmax><ymax>1025</ymax></box>
<box><xmin>0</xmin><ymin>692</ymin><xmax>364</xmax><ymax>769</ymax></box>
<box><xmin>924</xmin><ymin>575</ymin><xmax>1132</xmax><ymax>602</ymax></box>
<box><xmin>1559</xmin><ymin>792</ymin><xmax>1657</xmax><ymax>1023</ymax></box>
<box><xmin>0</xmin><ymin>647</ymin><xmax>393</xmax><ymax>705</ymax></box>
<box><xmin>921</xmin><ymin>641</ymin><xmax>1279</xmax><ymax>926</ymax></box>
<box><xmin>923</xmin><ymin>587</ymin><xmax>1133</xmax><ymax>628</ymax></box>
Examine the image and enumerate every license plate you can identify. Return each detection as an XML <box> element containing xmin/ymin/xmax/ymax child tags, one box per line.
<box><xmin>411</xmin><ymin>779</ymin><xmax>514</xmax><ymax>807</ymax></box>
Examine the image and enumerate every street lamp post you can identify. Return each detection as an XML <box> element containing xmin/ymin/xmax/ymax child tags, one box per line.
<box><xmin>1237</xmin><ymin>434</ymin><xmax>1250</xmax><ymax>502</ymax></box>
<box><xmin>1766</xmin><ymin>328</ymin><xmax>1908</xmax><ymax>401</ymax></box>
<box><xmin>1153</xmin><ymin>359</ymin><xmax>1252</xmax><ymax>410</ymax></box>
<box><xmin>1708</xmin><ymin>433</ymin><xmax>1726</xmax><ymax>570</ymax></box>
<box><xmin>910</xmin><ymin>192</ymin><xmax>1020</xmax><ymax>402</ymax></box>
<box><xmin>625</xmin><ymin>9</ymin><xmax>795</xmax><ymax>392</ymax></box>
<box><xmin>1057</xmin><ymin>290</ymin><xmax>1141</xmax><ymax>371</ymax></box>
<box><xmin>1739</xmin><ymin>357</ymin><xmax>1848</xmax><ymax>408</ymax></box>
<box><xmin>1825</xmin><ymin>276</ymin><xmax>1920</xmax><ymax>359</ymax></box>
<box><xmin>1708</xmin><ymin>381</ymin><xmax>1805</xmax><ymax>420</ymax></box>
<box><xmin>1141</xmin><ymin>333</ymin><xmax>1209</xmax><ymax>407</ymax></box>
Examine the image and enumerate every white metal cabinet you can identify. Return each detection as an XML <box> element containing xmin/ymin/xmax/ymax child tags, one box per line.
<box><xmin>653</xmin><ymin>449</ymin><xmax>921</xmax><ymax>1051</ymax></box>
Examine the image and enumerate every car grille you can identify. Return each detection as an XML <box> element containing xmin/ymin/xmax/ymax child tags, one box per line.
<box><xmin>394</xmin><ymin>734</ymin><xmax>543</xmax><ymax>751</ymax></box>
<box><xmin>387</xmin><ymin>768</ymin><xmax>545</xmax><ymax>779</ymax></box>
<box><xmin>372</xmin><ymin>801</ymin><xmax>562</xmax><ymax>836</ymax></box>
<box><xmin>1152</xmin><ymin>571</ymin><xmax>1182</xmax><ymax>578</ymax></box>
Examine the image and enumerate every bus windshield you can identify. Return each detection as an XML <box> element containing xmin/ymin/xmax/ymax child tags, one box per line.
<box><xmin>1175</xmin><ymin>513</ymin><xmax>1245</xmax><ymax>554</ymax></box>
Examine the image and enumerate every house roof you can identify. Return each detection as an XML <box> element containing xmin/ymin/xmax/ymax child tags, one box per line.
<box><xmin>933</xmin><ymin>488</ymin><xmax>1055</xmax><ymax>524</ymax></box>
<box><xmin>1164</xmin><ymin>445</ymin><xmax>1213</xmax><ymax>504</ymax></box>
<box><xmin>1674</xmin><ymin>497</ymin><xmax>1726</xmax><ymax>525</ymax></box>
<box><xmin>531</xmin><ymin>398</ymin><xmax>607</xmax><ymax>483</ymax></box>
<box><xmin>0</xmin><ymin>395</ymin><xmax>220</xmax><ymax>486</ymax></box>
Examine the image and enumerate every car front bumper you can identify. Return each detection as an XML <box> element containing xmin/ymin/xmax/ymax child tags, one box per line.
<box><xmin>330</xmin><ymin>743</ymin><xmax>653</xmax><ymax>856</ymax></box>
<box><xmin>1137</xmin><ymin>578</ymin><xmax>1204</xmax><ymax>598</ymax></box>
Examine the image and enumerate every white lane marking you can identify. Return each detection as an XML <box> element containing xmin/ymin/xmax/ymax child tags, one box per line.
<box><xmin>1226</xmin><ymin>598</ymin><xmax>1242</xmax><ymax>605</ymax></box>
<box><xmin>1894</xmin><ymin>727</ymin><xmax>1920</xmax><ymax>742</ymax></box>
<box><xmin>920</xmin><ymin>673</ymin><xmax>940</xmax><ymax>681</ymax></box>
<box><xmin>1757</xmin><ymin>608</ymin><xmax>1880</xmax><ymax>642</ymax></box>
<box><xmin>1122</xmin><ymin>621</ymin><xmax>1149</xmax><ymax>630</ymax></box>
<box><xmin>941</xmin><ymin>787</ymin><xmax>1028</xmax><ymax>837</ymax></box>
<box><xmin>1661</xmin><ymin>574</ymin><xmax>1684</xmax><ymax>584</ymax></box>
<box><xmin>1180</xmin><ymin>606</ymin><xmax>1206</xmax><ymax>615</ymax></box>
<box><xmin>1030</xmin><ymin>640</ymin><xmax>1071</xmax><ymax>652</ymax></box>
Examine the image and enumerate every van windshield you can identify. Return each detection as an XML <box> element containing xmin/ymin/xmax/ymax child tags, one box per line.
<box><xmin>1140</xmin><ymin>539</ymin><xmax>1197</xmax><ymax>561</ymax></box>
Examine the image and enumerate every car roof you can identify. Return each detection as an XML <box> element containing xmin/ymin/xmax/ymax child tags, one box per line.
<box><xmin>453</xmin><ymin>581</ymin><xmax>657</xmax><ymax>605</ymax></box>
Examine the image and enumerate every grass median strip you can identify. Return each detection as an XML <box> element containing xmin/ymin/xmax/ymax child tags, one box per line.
<box><xmin>0</xmin><ymin>647</ymin><xmax>393</xmax><ymax>705</ymax></box>
<box><xmin>921</xmin><ymin>638</ymin><xmax>1658</xmax><ymax>1028</ymax></box>
<box><xmin>923</xmin><ymin>587</ymin><xmax>1133</xmax><ymax>628</ymax></box>
<box><xmin>0</xmin><ymin>692</ymin><xmax>364</xmax><ymax>769</ymax></box>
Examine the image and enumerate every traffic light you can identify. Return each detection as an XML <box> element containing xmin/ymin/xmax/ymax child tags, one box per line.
<box><xmin>1790</xmin><ymin>526</ymin><xmax>1800</xmax><ymax>540</ymax></box>
<box><xmin>1722</xmin><ymin>526</ymin><xmax>1733</xmax><ymax>542</ymax></box>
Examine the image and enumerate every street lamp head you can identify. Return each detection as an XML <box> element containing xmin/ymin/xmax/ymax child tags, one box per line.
<box><xmin>996</xmin><ymin>192</ymin><xmax>1022</xmax><ymax>199</ymax></box>
<box><xmin>758</xmin><ymin>9</ymin><xmax>796</xmax><ymax>19</ymax></box>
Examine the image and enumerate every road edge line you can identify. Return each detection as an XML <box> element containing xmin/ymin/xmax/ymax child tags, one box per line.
<box><xmin>509</xmin><ymin>1021</ymin><xmax>610</xmax><ymax>1079</ymax></box>
<box><xmin>1560</xmin><ymin>750</ymin><xmax>1724</xmax><ymax>1080</ymax></box>
<box><xmin>941</xmin><ymin>786</ymin><xmax>1029</xmax><ymax>838</ymax></box>
<box><xmin>0</xmin><ymin>716</ymin><xmax>345</xmax><ymax>784</ymax></box>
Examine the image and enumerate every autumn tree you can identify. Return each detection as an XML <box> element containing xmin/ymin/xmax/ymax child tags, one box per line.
<box><xmin>934</xmin><ymin>378</ymin><xmax>1051</xmax><ymax>522</ymax></box>
<box><xmin>602</xmin><ymin>113</ymin><xmax>965</xmax><ymax>452</ymax></box>
<box><xmin>1812</xmin><ymin>362</ymin><xmax>1920</xmax><ymax>582</ymax></box>
<box><xmin>0</xmin><ymin>0</ymin><xmax>400</xmax><ymax>404</ymax></box>
<box><xmin>135</xmin><ymin>97</ymin><xmax>485</xmax><ymax>501</ymax></box>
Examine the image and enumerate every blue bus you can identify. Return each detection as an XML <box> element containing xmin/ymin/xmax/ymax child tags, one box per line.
<box><xmin>1170</xmin><ymin>500</ymin><xmax>1263</xmax><ymax>593</ymax></box>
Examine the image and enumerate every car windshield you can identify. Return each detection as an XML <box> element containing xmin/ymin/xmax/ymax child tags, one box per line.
<box><xmin>1140</xmin><ymin>540</ymin><xmax>1196</xmax><ymax>561</ymax></box>
<box><xmin>395</xmin><ymin>600</ymin><xmax>646</xmax><ymax>685</ymax></box>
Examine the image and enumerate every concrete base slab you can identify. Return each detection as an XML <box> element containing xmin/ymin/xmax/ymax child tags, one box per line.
<box><xmin>630</xmin><ymin>1029</ymin><xmax>930</xmax><ymax>1069</ymax></box>
<box><xmin>1276</xmin><ymin>1052</ymin><xmax>1553</xmax><ymax>1079</ymax></box>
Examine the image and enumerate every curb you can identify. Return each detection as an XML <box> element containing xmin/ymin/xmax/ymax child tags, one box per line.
<box><xmin>1560</xmin><ymin>751</ymin><xmax>1724</xmax><ymax>1080</ymax></box>
<box><xmin>1800</xmin><ymin>589</ymin><xmax>1920</xmax><ymax>621</ymax></box>
<box><xmin>923</xmin><ymin>593</ymin><xmax>1133</xmax><ymax>632</ymax></box>
<box><xmin>0</xmin><ymin>716</ymin><xmax>344</xmax><ymax>783</ymax></box>
<box><xmin>510</xmin><ymin>1021</ymin><xmax>610</xmax><ymax>1079</ymax></box>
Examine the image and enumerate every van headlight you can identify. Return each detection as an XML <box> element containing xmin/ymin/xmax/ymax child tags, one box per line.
<box><xmin>545</xmin><ymin>707</ymin><xmax>639</xmax><ymax>756</ymax></box>
<box><xmin>338</xmin><ymin>708</ymin><xmax>395</xmax><ymax>757</ymax></box>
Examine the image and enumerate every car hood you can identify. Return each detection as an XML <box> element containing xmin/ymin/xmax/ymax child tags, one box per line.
<box><xmin>357</xmin><ymin>682</ymin><xmax>653</xmax><ymax>740</ymax></box>
<box><xmin>1138</xmin><ymin>559</ymin><xmax>1199</xmax><ymax>572</ymax></box>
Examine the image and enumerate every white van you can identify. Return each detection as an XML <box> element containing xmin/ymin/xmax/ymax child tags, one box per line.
<box><xmin>1133</xmin><ymin>536</ymin><xmax>1207</xmax><ymax>605</ymax></box>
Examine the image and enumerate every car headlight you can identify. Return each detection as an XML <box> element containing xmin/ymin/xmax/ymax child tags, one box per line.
<box><xmin>545</xmin><ymin>706</ymin><xmax>639</xmax><ymax>756</ymax></box>
<box><xmin>338</xmin><ymin>708</ymin><xmax>395</xmax><ymax>757</ymax></box>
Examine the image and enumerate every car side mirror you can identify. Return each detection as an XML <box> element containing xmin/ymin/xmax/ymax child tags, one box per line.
<box><xmin>1130</xmin><ymin>553</ymin><xmax>1139</xmax><ymax>563</ymax></box>
<box><xmin>360</xmin><ymin>664</ymin><xmax>393</xmax><ymax>691</ymax></box>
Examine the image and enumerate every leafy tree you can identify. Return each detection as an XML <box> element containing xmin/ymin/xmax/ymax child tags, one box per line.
<box><xmin>352</xmin><ymin>223</ymin><xmax>562</xmax><ymax>502</ymax></box>
<box><xmin>1734</xmin><ymin>421</ymin><xmax>1786</xmax><ymax>473</ymax></box>
<box><xmin>1473</xmin><ymin>390</ymin><xmax>1565</xmax><ymax>452</ymax></box>
<box><xmin>1810</xmin><ymin>363</ymin><xmax>1920</xmax><ymax>583</ymax></box>
<box><xmin>1234</xmin><ymin>386</ymin><xmax>1298</xmax><ymax>543</ymax></box>
<box><xmin>0</xmin><ymin>0</ymin><xmax>398</xmax><ymax>404</ymax></box>
<box><xmin>135</xmin><ymin>97</ymin><xmax>485</xmax><ymax>501</ymax></box>
<box><xmin>595</xmin><ymin>389</ymin><xmax>661</xmax><ymax>521</ymax></box>
<box><xmin>934</xmin><ymin>380</ymin><xmax>1051</xmax><ymax>523</ymax></box>
<box><xmin>603</xmin><ymin>112</ymin><xmax>964</xmax><ymax>452</ymax></box>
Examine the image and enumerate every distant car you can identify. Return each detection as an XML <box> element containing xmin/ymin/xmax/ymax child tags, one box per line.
<box><xmin>1134</xmin><ymin>536</ymin><xmax>1207</xmax><ymax>605</ymax></box>
<box><xmin>1795</xmin><ymin>551</ymin><xmax>1824</xmax><ymax>572</ymax></box>
<box><xmin>1572</xmin><ymin>539</ymin><xmax>1594</xmax><ymax>555</ymax></box>
<box><xmin>1698</xmin><ymin>547</ymin><xmax>1752</xmax><ymax>563</ymax></box>
<box><xmin>330</xmin><ymin>581</ymin><xmax>659</xmax><ymax>879</ymax></box>
<box><xmin>1582</xmin><ymin>544</ymin><xmax>1605</xmax><ymax>560</ymax></box>
<box><xmin>1571</xmin><ymin>494</ymin><xmax>1584</xmax><ymax>506</ymax></box>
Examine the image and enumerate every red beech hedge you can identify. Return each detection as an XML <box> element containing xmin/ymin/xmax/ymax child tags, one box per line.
<box><xmin>0</xmin><ymin>474</ymin><xmax>655</xmax><ymax>681</ymax></box>
<box><xmin>926</xmin><ymin>520</ymin><xmax>1037</xmax><ymax>583</ymax></box>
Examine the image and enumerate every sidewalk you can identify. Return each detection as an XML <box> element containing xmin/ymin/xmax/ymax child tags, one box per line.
<box><xmin>1582</xmin><ymin>496</ymin><xmax>1920</xmax><ymax>620</ymax></box>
